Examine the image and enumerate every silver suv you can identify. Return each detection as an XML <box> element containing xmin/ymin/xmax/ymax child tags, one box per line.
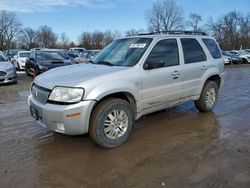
<box><xmin>28</xmin><ymin>31</ymin><xmax>225</xmax><ymax>148</ymax></box>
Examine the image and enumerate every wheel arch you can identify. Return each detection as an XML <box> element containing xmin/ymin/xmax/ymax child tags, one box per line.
<box><xmin>205</xmin><ymin>74</ymin><xmax>221</xmax><ymax>88</ymax></box>
<box><xmin>92</xmin><ymin>91</ymin><xmax>137</xmax><ymax>115</ymax></box>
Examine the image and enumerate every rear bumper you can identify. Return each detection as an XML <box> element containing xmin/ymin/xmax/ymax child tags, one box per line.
<box><xmin>28</xmin><ymin>95</ymin><xmax>96</xmax><ymax>135</ymax></box>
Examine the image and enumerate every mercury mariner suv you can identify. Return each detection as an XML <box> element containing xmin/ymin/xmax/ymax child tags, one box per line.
<box><xmin>28</xmin><ymin>31</ymin><xmax>225</xmax><ymax>148</ymax></box>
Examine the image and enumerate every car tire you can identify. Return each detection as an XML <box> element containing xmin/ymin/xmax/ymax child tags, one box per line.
<box><xmin>195</xmin><ymin>81</ymin><xmax>219</xmax><ymax>112</ymax></box>
<box><xmin>242</xmin><ymin>58</ymin><xmax>248</xmax><ymax>64</ymax></box>
<box><xmin>25</xmin><ymin>67</ymin><xmax>29</xmax><ymax>76</ymax></box>
<box><xmin>89</xmin><ymin>98</ymin><xmax>135</xmax><ymax>148</ymax></box>
<box><xmin>17</xmin><ymin>62</ymin><xmax>21</xmax><ymax>71</ymax></box>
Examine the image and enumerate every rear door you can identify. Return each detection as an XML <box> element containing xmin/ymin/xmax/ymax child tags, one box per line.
<box><xmin>179</xmin><ymin>38</ymin><xmax>208</xmax><ymax>98</ymax></box>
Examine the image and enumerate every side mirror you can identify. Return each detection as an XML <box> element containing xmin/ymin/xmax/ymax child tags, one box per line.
<box><xmin>144</xmin><ymin>59</ymin><xmax>164</xmax><ymax>70</ymax></box>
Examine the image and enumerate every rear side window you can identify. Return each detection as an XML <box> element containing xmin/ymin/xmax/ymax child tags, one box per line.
<box><xmin>202</xmin><ymin>38</ymin><xmax>221</xmax><ymax>59</ymax></box>
<box><xmin>146</xmin><ymin>39</ymin><xmax>179</xmax><ymax>68</ymax></box>
<box><xmin>181</xmin><ymin>38</ymin><xmax>206</xmax><ymax>64</ymax></box>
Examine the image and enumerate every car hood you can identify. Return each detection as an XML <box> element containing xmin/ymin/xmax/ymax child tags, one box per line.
<box><xmin>34</xmin><ymin>63</ymin><xmax>129</xmax><ymax>90</ymax></box>
<box><xmin>0</xmin><ymin>61</ymin><xmax>13</xmax><ymax>70</ymax></box>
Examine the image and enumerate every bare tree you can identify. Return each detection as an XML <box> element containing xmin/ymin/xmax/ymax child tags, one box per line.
<box><xmin>188</xmin><ymin>13</ymin><xmax>202</xmax><ymax>31</ymax></box>
<box><xmin>59</xmin><ymin>32</ymin><xmax>70</xmax><ymax>49</ymax></box>
<box><xmin>145</xmin><ymin>0</ymin><xmax>184</xmax><ymax>32</ymax></box>
<box><xmin>79</xmin><ymin>32</ymin><xmax>92</xmax><ymax>49</ymax></box>
<box><xmin>79</xmin><ymin>30</ymin><xmax>117</xmax><ymax>49</ymax></box>
<box><xmin>206</xmin><ymin>11</ymin><xmax>250</xmax><ymax>50</ymax></box>
<box><xmin>0</xmin><ymin>10</ymin><xmax>22</xmax><ymax>50</ymax></box>
<box><xmin>36</xmin><ymin>25</ymin><xmax>57</xmax><ymax>48</ymax></box>
<box><xmin>18</xmin><ymin>27</ymin><xmax>37</xmax><ymax>49</ymax></box>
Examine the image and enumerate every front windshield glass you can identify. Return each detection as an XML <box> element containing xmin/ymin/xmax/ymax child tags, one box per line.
<box><xmin>92</xmin><ymin>37</ymin><xmax>153</xmax><ymax>67</ymax></box>
<box><xmin>36</xmin><ymin>51</ymin><xmax>65</xmax><ymax>61</ymax></box>
<box><xmin>229</xmin><ymin>51</ymin><xmax>239</xmax><ymax>56</ymax></box>
<box><xmin>19</xmin><ymin>52</ymin><xmax>30</xmax><ymax>58</ymax></box>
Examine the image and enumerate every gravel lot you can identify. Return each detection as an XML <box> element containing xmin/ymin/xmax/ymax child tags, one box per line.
<box><xmin>0</xmin><ymin>65</ymin><xmax>250</xmax><ymax>188</ymax></box>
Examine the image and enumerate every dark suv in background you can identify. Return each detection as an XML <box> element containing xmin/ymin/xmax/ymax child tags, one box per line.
<box><xmin>25</xmin><ymin>49</ymin><xmax>73</xmax><ymax>77</ymax></box>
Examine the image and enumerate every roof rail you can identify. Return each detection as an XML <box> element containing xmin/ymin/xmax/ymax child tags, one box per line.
<box><xmin>139</xmin><ymin>30</ymin><xmax>207</xmax><ymax>36</ymax></box>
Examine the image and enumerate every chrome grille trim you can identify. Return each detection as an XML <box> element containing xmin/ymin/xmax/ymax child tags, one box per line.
<box><xmin>31</xmin><ymin>84</ymin><xmax>51</xmax><ymax>105</ymax></box>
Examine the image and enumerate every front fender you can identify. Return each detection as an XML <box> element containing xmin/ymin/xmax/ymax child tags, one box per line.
<box><xmin>85</xmin><ymin>81</ymin><xmax>140</xmax><ymax>102</ymax></box>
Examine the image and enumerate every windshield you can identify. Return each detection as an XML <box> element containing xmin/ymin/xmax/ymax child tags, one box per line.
<box><xmin>0</xmin><ymin>54</ymin><xmax>7</xmax><ymax>61</ymax></box>
<box><xmin>36</xmin><ymin>51</ymin><xmax>65</xmax><ymax>61</ymax></box>
<box><xmin>92</xmin><ymin>37</ymin><xmax>153</xmax><ymax>67</ymax></box>
<box><xmin>19</xmin><ymin>52</ymin><xmax>30</xmax><ymax>58</ymax></box>
<box><xmin>222</xmin><ymin>51</ymin><xmax>231</xmax><ymax>56</ymax></box>
<box><xmin>229</xmin><ymin>51</ymin><xmax>239</xmax><ymax>56</ymax></box>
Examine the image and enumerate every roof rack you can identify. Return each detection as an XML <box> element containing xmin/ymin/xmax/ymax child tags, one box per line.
<box><xmin>138</xmin><ymin>30</ymin><xmax>207</xmax><ymax>36</ymax></box>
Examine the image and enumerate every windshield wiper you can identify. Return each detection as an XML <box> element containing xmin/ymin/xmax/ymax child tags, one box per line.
<box><xmin>95</xmin><ymin>61</ymin><xmax>114</xmax><ymax>66</ymax></box>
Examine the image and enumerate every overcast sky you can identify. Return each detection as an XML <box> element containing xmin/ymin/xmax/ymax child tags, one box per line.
<box><xmin>0</xmin><ymin>0</ymin><xmax>249</xmax><ymax>43</ymax></box>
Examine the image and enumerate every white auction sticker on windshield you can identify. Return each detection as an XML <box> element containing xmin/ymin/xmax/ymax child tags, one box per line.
<box><xmin>129</xmin><ymin>43</ymin><xmax>147</xmax><ymax>48</ymax></box>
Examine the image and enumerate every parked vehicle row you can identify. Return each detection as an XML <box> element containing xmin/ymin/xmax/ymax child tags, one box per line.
<box><xmin>0</xmin><ymin>48</ymin><xmax>101</xmax><ymax>82</ymax></box>
<box><xmin>222</xmin><ymin>49</ymin><xmax>250</xmax><ymax>64</ymax></box>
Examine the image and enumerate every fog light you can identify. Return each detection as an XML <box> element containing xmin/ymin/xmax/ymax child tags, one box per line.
<box><xmin>56</xmin><ymin>122</ymin><xmax>65</xmax><ymax>131</ymax></box>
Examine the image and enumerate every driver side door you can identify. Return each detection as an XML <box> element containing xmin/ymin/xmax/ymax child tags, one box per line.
<box><xmin>141</xmin><ymin>38</ymin><xmax>184</xmax><ymax>111</ymax></box>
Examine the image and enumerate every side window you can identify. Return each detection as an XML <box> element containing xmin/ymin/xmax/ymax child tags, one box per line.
<box><xmin>181</xmin><ymin>38</ymin><xmax>206</xmax><ymax>64</ymax></box>
<box><xmin>145</xmin><ymin>39</ymin><xmax>179</xmax><ymax>69</ymax></box>
<box><xmin>202</xmin><ymin>38</ymin><xmax>222</xmax><ymax>59</ymax></box>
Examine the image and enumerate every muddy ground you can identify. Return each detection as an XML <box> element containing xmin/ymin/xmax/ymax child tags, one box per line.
<box><xmin>0</xmin><ymin>65</ymin><xmax>250</xmax><ymax>188</ymax></box>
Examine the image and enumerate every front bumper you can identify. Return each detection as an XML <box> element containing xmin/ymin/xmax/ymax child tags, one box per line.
<box><xmin>28</xmin><ymin>95</ymin><xmax>96</xmax><ymax>135</ymax></box>
<box><xmin>0</xmin><ymin>70</ymin><xmax>17</xmax><ymax>84</ymax></box>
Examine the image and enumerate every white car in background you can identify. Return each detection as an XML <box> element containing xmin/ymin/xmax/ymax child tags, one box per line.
<box><xmin>13</xmin><ymin>51</ymin><xmax>31</xmax><ymax>70</ymax></box>
<box><xmin>69</xmin><ymin>48</ymin><xmax>86</xmax><ymax>55</ymax></box>
<box><xmin>74</xmin><ymin>50</ymin><xmax>101</xmax><ymax>64</ymax></box>
<box><xmin>0</xmin><ymin>53</ymin><xmax>17</xmax><ymax>84</ymax></box>
<box><xmin>229</xmin><ymin>50</ymin><xmax>250</xmax><ymax>63</ymax></box>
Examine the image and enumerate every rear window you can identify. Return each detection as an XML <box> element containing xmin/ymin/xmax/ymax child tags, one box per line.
<box><xmin>181</xmin><ymin>38</ymin><xmax>206</xmax><ymax>64</ymax></box>
<box><xmin>202</xmin><ymin>38</ymin><xmax>221</xmax><ymax>59</ymax></box>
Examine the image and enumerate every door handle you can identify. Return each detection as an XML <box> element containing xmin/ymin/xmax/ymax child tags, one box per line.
<box><xmin>172</xmin><ymin>70</ymin><xmax>180</xmax><ymax>76</ymax></box>
<box><xmin>201</xmin><ymin>65</ymin><xmax>207</xmax><ymax>70</ymax></box>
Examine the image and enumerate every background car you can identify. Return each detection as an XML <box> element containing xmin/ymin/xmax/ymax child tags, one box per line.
<box><xmin>222</xmin><ymin>51</ymin><xmax>242</xmax><ymax>64</ymax></box>
<box><xmin>0</xmin><ymin>53</ymin><xmax>17</xmax><ymax>84</ymax></box>
<box><xmin>74</xmin><ymin>49</ymin><xmax>100</xmax><ymax>64</ymax></box>
<box><xmin>12</xmin><ymin>51</ymin><xmax>31</xmax><ymax>70</ymax></box>
<box><xmin>25</xmin><ymin>50</ymin><xmax>73</xmax><ymax>77</ymax></box>
<box><xmin>69</xmin><ymin>47</ymin><xmax>86</xmax><ymax>55</ymax></box>
<box><xmin>60</xmin><ymin>50</ymin><xmax>79</xmax><ymax>62</ymax></box>
<box><xmin>5</xmin><ymin>49</ymin><xmax>25</xmax><ymax>61</ymax></box>
<box><xmin>229</xmin><ymin>50</ymin><xmax>250</xmax><ymax>63</ymax></box>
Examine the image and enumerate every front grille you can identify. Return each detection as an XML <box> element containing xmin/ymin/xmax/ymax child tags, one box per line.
<box><xmin>31</xmin><ymin>84</ymin><xmax>51</xmax><ymax>105</ymax></box>
<box><xmin>0</xmin><ymin>71</ymin><xmax>6</xmax><ymax>76</ymax></box>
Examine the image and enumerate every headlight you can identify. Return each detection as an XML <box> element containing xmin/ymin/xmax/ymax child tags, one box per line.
<box><xmin>48</xmin><ymin>87</ymin><xmax>84</xmax><ymax>103</ymax></box>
